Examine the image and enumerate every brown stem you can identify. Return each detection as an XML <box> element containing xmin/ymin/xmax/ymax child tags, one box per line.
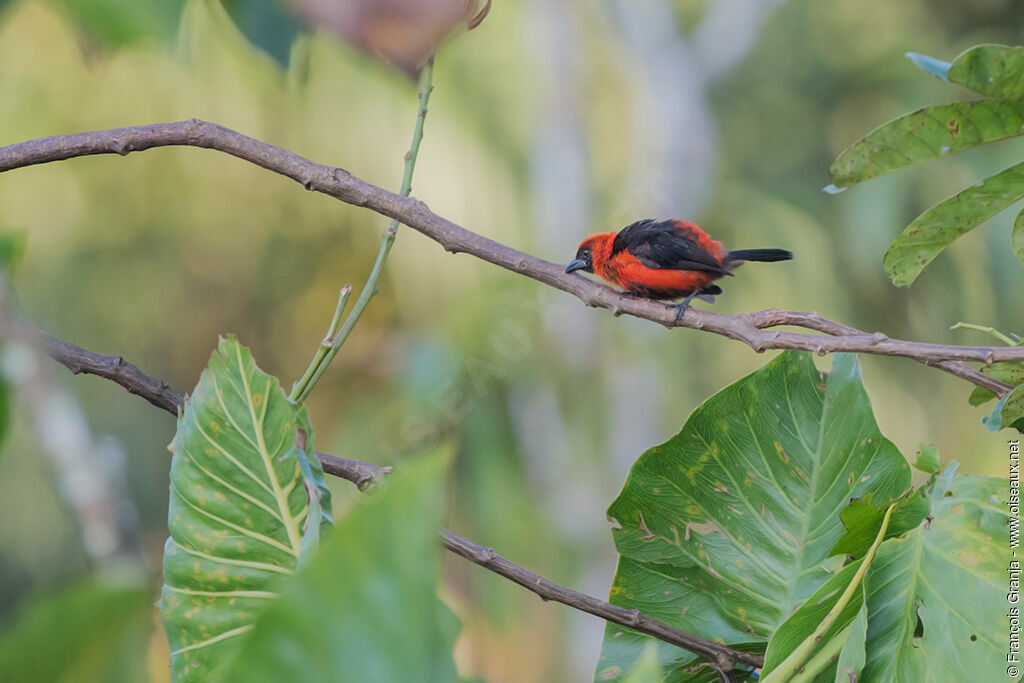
<box><xmin>0</xmin><ymin>120</ymin><xmax>1017</xmax><ymax>395</ymax></box>
<box><xmin>440</xmin><ymin>528</ymin><xmax>762</xmax><ymax>672</ymax></box>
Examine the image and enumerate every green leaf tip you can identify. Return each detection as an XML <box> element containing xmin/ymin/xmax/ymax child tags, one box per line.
<box><xmin>906</xmin><ymin>51</ymin><xmax>950</xmax><ymax>81</ymax></box>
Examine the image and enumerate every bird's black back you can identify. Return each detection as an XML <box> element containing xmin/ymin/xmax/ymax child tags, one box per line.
<box><xmin>611</xmin><ymin>219</ymin><xmax>730</xmax><ymax>276</ymax></box>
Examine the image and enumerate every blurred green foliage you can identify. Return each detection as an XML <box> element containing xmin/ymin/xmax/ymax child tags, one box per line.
<box><xmin>0</xmin><ymin>574</ymin><xmax>152</xmax><ymax>682</ymax></box>
<box><xmin>0</xmin><ymin>0</ymin><xmax>1021</xmax><ymax>681</ymax></box>
<box><xmin>225</xmin><ymin>449</ymin><xmax>459</xmax><ymax>683</ymax></box>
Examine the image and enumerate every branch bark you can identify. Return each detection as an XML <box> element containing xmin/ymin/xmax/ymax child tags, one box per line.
<box><xmin>27</xmin><ymin>322</ymin><xmax>389</xmax><ymax>488</ymax></box>
<box><xmin>0</xmin><ymin>120</ymin><xmax>1019</xmax><ymax>395</ymax></box>
<box><xmin>26</xmin><ymin>322</ymin><xmax>760</xmax><ymax>670</ymax></box>
<box><xmin>440</xmin><ymin>528</ymin><xmax>763</xmax><ymax>672</ymax></box>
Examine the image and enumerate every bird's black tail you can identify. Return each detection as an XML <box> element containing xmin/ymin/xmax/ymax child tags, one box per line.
<box><xmin>727</xmin><ymin>249</ymin><xmax>793</xmax><ymax>263</ymax></box>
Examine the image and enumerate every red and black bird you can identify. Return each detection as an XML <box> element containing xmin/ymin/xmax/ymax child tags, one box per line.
<box><xmin>565</xmin><ymin>218</ymin><xmax>792</xmax><ymax>319</ymax></box>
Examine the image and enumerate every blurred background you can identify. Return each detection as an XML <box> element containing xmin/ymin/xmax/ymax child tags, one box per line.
<box><xmin>0</xmin><ymin>0</ymin><xmax>1022</xmax><ymax>680</ymax></box>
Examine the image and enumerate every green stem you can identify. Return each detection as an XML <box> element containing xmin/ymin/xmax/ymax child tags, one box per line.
<box><xmin>761</xmin><ymin>504</ymin><xmax>893</xmax><ymax>683</ymax></box>
<box><xmin>290</xmin><ymin>285</ymin><xmax>353</xmax><ymax>403</ymax></box>
<box><xmin>300</xmin><ymin>57</ymin><xmax>436</xmax><ymax>400</ymax></box>
<box><xmin>788</xmin><ymin>621</ymin><xmax>854</xmax><ymax>683</ymax></box>
<box><xmin>950</xmin><ymin>322</ymin><xmax>1022</xmax><ymax>347</ymax></box>
<box><xmin>292</xmin><ymin>57</ymin><xmax>436</xmax><ymax>403</ymax></box>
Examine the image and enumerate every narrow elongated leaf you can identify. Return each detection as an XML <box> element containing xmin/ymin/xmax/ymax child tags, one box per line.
<box><xmin>762</xmin><ymin>504</ymin><xmax>894</xmax><ymax>682</ymax></box>
<box><xmin>969</xmin><ymin>361</ymin><xmax>1024</xmax><ymax>406</ymax></box>
<box><xmin>833</xmin><ymin>605</ymin><xmax>868</xmax><ymax>683</ymax></box>
<box><xmin>861</xmin><ymin>465</ymin><xmax>1011</xmax><ymax>680</ymax></box>
<box><xmin>594</xmin><ymin>352</ymin><xmax>911</xmax><ymax>681</ymax></box>
<box><xmin>829</xmin><ymin>101</ymin><xmax>1024</xmax><ymax>187</ymax></box>
<box><xmin>883</xmin><ymin>161</ymin><xmax>1024</xmax><ymax>286</ymax></box>
<box><xmin>161</xmin><ymin>336</ymin><xmax>331</xmax><ymax>681</ymax></box>
<box><xmin>760</xmin><ymin>559</ymin><xmax>865</xmax><ymax>675</ymax></box>
<box><xmin>225</xmin><ymin>450</ymin><xmax>460</xmax><ymax>683</ymax></box>
<box><xmin>948</xmin><ymin>44</ymin><xmax>1024</xmax><ymax>100</ymax></box>
<box><xmin>1014</xmin><ymin>206</ymin><xmax>1024</xmax><ymax>265</ymax></box>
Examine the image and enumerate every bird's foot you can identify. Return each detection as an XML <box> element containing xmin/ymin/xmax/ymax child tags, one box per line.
<box><xmin>672</xmin><ymin>291</ymin><xmax>701</xmax><ymax>325</ymax></box>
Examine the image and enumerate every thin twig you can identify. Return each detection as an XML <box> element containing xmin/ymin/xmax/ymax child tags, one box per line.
<box><xmin>312</xmin><ymin>56</ymin><xmax>435</xmax><ymax>389</ymax></box>
<box><xmin>0</xmin><ymin>120</ymin><xmax>1018</xmax><ymax>395</ymax></box>
<box><xmin>26</xmin><ymin>322</ymin><xmax>758</xmax><ymax>669</ymax></box>
<box><xmin>290</xmin><ymin>284</ymin><xmax>353</xmax><ymax>403</ymax></box>
<box><xmin>950</xmin><ymin>321</ymin><xmax>1023</xmax><ymax>347</ymax></box>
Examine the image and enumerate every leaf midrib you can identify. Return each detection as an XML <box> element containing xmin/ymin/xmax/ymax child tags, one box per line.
<box><xmin>233</xmin><ymin>343</ymin><xmax>302</xmax><ymax>558</ymax></box>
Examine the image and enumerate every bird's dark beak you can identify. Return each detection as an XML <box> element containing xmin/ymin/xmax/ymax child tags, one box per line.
<box><xmin>565</xmin><ymin>258</ymin><xmax>588</xmax><ymax>274</ymax></box>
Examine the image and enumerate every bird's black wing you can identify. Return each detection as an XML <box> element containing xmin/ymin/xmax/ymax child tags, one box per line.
<box><xmin>611</xmin><ymin>219</ymin><xmax>730</xmax><ymax>275</ymax></box>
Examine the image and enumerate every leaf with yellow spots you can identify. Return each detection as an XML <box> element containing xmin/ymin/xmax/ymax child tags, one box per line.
<box><xmin>161</xmin><ymin>336</ymin><xmax>332</xmax><ymax>681</ymax></box>
<box><xmin>595</xmin><ymin>352</ymin><xmax>910</xmax><ymax>682</ymax></box>
<box><xmin>829</xmin><ymin>100</ymin><xmax>1024</xmax><ymax>189</ymax></box>
<box><xmin>884</xmin><ymin>161</ymin><xmax>1024</xmax><ymax>286</ymax></box>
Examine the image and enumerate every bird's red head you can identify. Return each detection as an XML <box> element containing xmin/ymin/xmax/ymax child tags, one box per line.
<box><xmin>565</xmin><ymin>233</ymin><xmax>616</xmax><ymax>274</ymax></box>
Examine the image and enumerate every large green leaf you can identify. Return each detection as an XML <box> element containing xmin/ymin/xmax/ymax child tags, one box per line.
<box><xmin>948</xmin><ymin>45</ymin><xmax>1024</xmax><ymax>100</ymax></box>
<box><xmin>0</xmin><ymin>575</ymin><xmax>151</xmax><ymax>682</ymax></box>
<box><xmin>225</xmin><ymin>449</ymin><xmax>460</xmax><ymax>683</ymax></box>
<box><xmin>861</xmin><ymin>465</ymin><xmax>1011</xmax><ymax>680</ymax></box>
<box><xmin>594</xmin><ymin>352</ymin><xmax>911</xmax><ymax>681</ymax></box>
<box><xmin>161</xmin><ymin>336</ymin><xmax>331</xmax><ymax>681</ymax></box>
<box><xmin>829</xmin><ymin>101</ymin><xmax>1024</xmax><ymax>188</ymax></box>
<box><xmin>883</xmin><ymin>161</ymin><xmax>1024</xmax><ymax>286</ymax></box>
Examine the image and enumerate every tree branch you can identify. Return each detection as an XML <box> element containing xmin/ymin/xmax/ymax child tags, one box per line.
<box><xmin>27</xmin><ymin>322</ymin><xmax>388</xmax><ymax>488</ymax></box>
<box><xmin>0</xmin><ymin>120</ymin><xmax>1019</xmax><ymax>395</ymax></box>
<box><xmin>440</xmin><ymin>528</ymin><xmax>762</xmax><ymax>672</ymax></box>
<box><xmin>26</xmin><ymin>321</ymin><xmax>760</xmax><ymax>670</ymax></box>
